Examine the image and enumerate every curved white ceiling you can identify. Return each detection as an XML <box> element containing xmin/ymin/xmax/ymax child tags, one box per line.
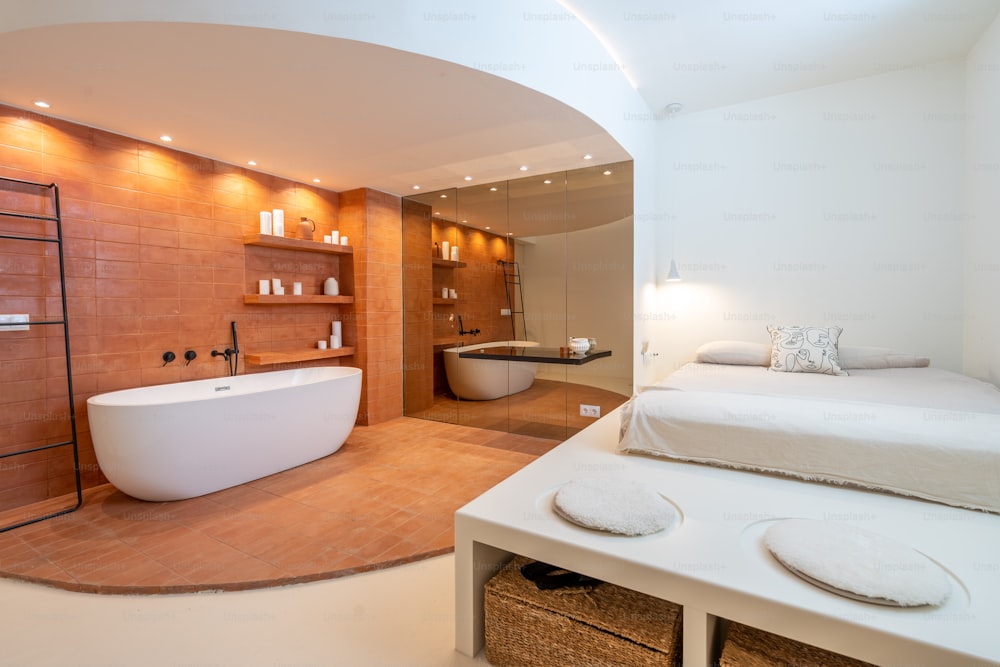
<box><xmin>0</xmin><ymin>21</ymin><xmax>629</xmax><ymax>195</ymax></box>
<box><xmin>2</xmin><ymin>2</ymin><xmax>998</xmax><ymax>197</ymax></box>
<box><xmin>566</xmin><ymin>0</ymin><xmax>1000</xmax><ymax>114</ymax></box>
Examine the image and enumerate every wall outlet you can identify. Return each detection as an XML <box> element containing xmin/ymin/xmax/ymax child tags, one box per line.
<box><xmin>579</xmin><ymin>404</ymin><xmax>601</xmax><ymax>418</ymax></box>
<box><xmin>0</xmin><ymin>314</ymin><xmax>29</xmax><ymax>331</ymax></box>
<box><xmin>500</xmin><ymin>308</ymin><xmax>511</xmax><ymax>316</ymax></box>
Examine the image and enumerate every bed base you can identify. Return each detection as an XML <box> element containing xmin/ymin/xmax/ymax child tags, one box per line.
<box><xmin>455</xmin><ymin>409</ymin><xmax>1000</xmax><ymax>666</ymax></box>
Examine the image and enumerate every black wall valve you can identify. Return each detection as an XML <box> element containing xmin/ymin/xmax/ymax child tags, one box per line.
<box><xmin>184</xmin><ymin>350</ymin><xmax>197</xmax><ymax>365</ymax></box>
<box><xmin>162</xmin><ymin>351</ymin><xmax>176</xmax><ymax>366</ymax></box>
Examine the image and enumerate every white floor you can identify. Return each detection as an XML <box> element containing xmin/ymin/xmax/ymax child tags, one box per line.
<box><xmin>0</xmin><ymin>554</ymin><xmax>490</xmax><ymax>667</ymax></box>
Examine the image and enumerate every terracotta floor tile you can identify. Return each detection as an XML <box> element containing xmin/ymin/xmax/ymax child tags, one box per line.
<box><xmin>0</xmin><ymin>417</ymin><xmax>548</xmax><ymax>593</ymax></box>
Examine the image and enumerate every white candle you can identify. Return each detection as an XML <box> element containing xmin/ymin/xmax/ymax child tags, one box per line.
<box><xmin>332</xmin><ymin>321</ymin><xmax>342</xmax><ymax>337</ymax></box>
<box><xmin>441</xmin><ymin>241</ymin><xmax>450</xmax><ymax>259</ymax></box>
<box><xmin>323</xmin><ymin>235</ymin><xmax>332</xmax><ymax>244</ymax></box>
<box><xmin>259</xmin><ymin>211</ymin><xmax>272</xmax><ymax>235</ymax></box>
<box><xmin>330</xmin><ymin>335</ymin><xmax>341</xmax><ymax>349</ymax></box>
<box><xmin>442</xmin><ymin>287</ymin><xmax>449</xmax><ymax>299</ymax></box>
<box><xmin>292</xmin><ymin>282</ymin><xmax>302</xmax><ymax>296</ymax></box>
<box><xmin>271</xmin><ymin>278</ymin><xmax>282</xmax><ymax>292</ymax></box>
<box><xmin>258</xmin><ymin>279</ymin><xmax>270</xmax><ymax>295</ymax></box>
<box><xmin>318</xmin><ymin>340</ymin><xmax>327</xmax><ymax>350</ymax></box>
<box><xmin>272</xmin><ymin>209</ymin><xmax>284</xmax><ymax>236</ymax></box>
<box><xmin>330</xmin><ymin>230</ymin><xmax>338</xmax><ymax>244</ymax></box>
<box><xmin>339</xmin><ymin>235</ymin><xmax>348</xmax><ymax>246</ymax></box>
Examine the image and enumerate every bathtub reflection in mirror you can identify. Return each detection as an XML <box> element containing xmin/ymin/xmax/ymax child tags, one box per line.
<box><xmin>402</xmin><ymin>161</ymin><xmax>634</xmax><ymax>441</ymax></box>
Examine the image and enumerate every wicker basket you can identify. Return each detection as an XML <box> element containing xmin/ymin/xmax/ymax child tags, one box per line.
<box><xmin>484</xmin><ymin>556</ymin><xmax>682</xmax><ymax>666</ymax></box>
<box><xmin>719</xmin><ymin>621</ymin><xmax>877</xmax><ymax>667</ymax></box>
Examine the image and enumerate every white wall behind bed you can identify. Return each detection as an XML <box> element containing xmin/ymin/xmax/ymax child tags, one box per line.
<box><xmin>639</xmin><ymin>60</ymin><xmax>968</xmax><ymax>382</ymax></box>
<box><xmin>965</xmin><ymin>13</ymin><xmax>1000</xmax><ymax>386</ymax></box>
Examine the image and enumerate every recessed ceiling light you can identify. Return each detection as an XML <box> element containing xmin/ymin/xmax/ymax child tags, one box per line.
<box><xmin>543</xmin><ymin>179</ymin><xmax>552</xmax><ymax>184</ymax></box>
<box><xmin>603</xmin><ymin>170</ymin><xmax>612</xmax><ymax>175</ymax></box>
<box><xmin>160</xmin><ymin>135</ymin><xmax>172</xmax><ymax>142</ymax></box>
<box><xmin>412</xmin><ymin>185</ymin><xmax>421</xmax><ymax>190</ymax></box>
<box><xmin>490</xmin><ymin>187</ymin><xmax>498</xmax><ymax>192</ymax></box>
<box><xmin>313</xmin><ymin>178</ymin><xmax>321</xmax><ymax>183</ymax></box>
<box><xmin>464</xmin><ymin>176</ymin><xmax>472</xmax><ymax>181</ymax></box>
<box><xmin>519</xmin><ymin>165</ymin><xmax>528</xmax><ymax>171</ymax></box>
<box><xmin>485</xmin><ymin>226</ymin><xmax>491</xmax><ymax>230</ymax></box>
<box><xmin>664</xmin><ymin>102</ymin><xmax>684</xmax><ymax>115</ymax></box>
<box><xmin>507</xmin><ymin>232</ymin><xmax>513</xmax><ymax>236</ymax></box>
<box><xmin>440</xmin><ymin>194</ymin><xmax>448</xmax><ymax>198</ymax></box>
<box><xmin>247</xmin><ymin>160</ymin><xmax>257</xmax><ymax>166</ymax></box>
<box><xmin>33</xmin><ymin>101</ymin><xmax>50</xmax><ymax>109</ymax></box>
<box><xmin>583</xmin><ymin>154</ymin><xmax>592</xmax><ymax>160</ymax></box>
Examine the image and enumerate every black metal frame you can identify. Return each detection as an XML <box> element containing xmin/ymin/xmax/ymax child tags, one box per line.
<box><xmin>498</xmin><ymin>259</ymin><xmax>527</xmax><ymax>342</ymax></box>
<box><xmin>0</xmin><ymin>176</ymin><xmax>82</xmax><ymax>532</ymax></box>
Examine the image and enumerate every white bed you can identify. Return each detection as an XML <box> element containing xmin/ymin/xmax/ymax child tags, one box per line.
<box><xmin>455</xmin><ymin>339</ymin><xmax>1000</xmax><ymax>665</ymax></box>
<box><xmin>618</xmin><ymin>362</ymin><xmax>1000</xmax><ymax>513</ymax></box>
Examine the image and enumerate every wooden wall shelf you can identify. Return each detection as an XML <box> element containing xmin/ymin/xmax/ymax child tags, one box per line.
<box><xmin>245</xmin><ymin>347</ymin><xmax>355</xmax><ymax>365</ymax></box>
<box><xmin>244</xmin><ymin>233</ymin><xmax>353</xmax><ymax>255</ymax></box>
<box><xmin>244</xmin><ymin>294</ymin><xmax>354</xmax><ymax>305</ymax></box>
<box><xmin>432</xmin><ymin>257</ymin><xmax>467</xmax><ymax>268</ymax></box>
<box><xmin>433</xmin><ymin>298</ymin><xmax>457</xmax><ymax>305</ymax></box>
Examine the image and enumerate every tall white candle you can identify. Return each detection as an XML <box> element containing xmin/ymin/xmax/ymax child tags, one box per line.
<box><xmin>258</xmin><ymin>279</ymin><xmax>270</xmax><ymax>295</ymax></box>
<box><xmin>259</xmin><ymin>211</ymin><xmax>272</xmax><ymax>235</ymax></box>
<box><xmin>441</xmin><ymin>241</ymin><xmax>450</xmax><ymax>259</ymax></box>
<box><xmin>272</xmin><ymin>209</ymin><xmax>284</xmax><ymax>236</ymax></box>
<box><xmin>332</xmin><ymin>321</ymin><xmax>342</xmax><ymax>337</ymax></box>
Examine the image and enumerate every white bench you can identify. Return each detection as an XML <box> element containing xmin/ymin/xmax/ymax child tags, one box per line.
<box><xmin>455</xmin><ymin>408</ymin><xmax>1000</xmax><ymax>666</ymax></box>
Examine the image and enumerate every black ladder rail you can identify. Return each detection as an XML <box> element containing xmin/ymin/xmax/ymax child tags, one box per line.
<box><xmin>0</xmin><ymin>178</ymin><xmax>82</xmax><ymax>532</ymax></box>
<box><xmin>497</xmin><ymin>259</ymin><xmax>527</xmax><ymax>341</ymax></box>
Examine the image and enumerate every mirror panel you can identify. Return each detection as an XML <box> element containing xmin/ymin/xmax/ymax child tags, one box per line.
<box><xmin>402</xmin><ymin>161</ymin><xmax>633</xmax><ymax>439</ymax></box>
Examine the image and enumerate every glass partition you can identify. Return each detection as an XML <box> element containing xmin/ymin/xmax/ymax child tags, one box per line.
<box><xmin>402</xmin><ymin>161</ymin><xmax>633</xmax><ymax>440</ymax></box>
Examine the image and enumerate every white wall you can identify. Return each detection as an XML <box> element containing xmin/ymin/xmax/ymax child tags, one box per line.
<box><xmin>964</xmin><ymin>14</ymin><xmax>1000</xmax><ymax>384</ymax></box>
<box><xmin>641</xmin><ymin>61</ymin><xmax>968</xmax><ymax>380</ymax></box>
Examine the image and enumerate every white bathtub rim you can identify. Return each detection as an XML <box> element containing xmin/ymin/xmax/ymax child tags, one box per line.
<box><xmin>443</xmin><ymin>340</ymin><xmax>540</xmax><ymax>354</ymax></box>
<box><xmin>87</xmin><ymin>366</ymin><xmax>361</xmax><ymax>407</ymax></box>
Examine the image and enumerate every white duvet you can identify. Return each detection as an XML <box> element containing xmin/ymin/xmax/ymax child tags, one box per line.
<box><xmin>618</xmin><ymin>364</ymin><xmax>1000</xmax><ymax>512</ymax></box>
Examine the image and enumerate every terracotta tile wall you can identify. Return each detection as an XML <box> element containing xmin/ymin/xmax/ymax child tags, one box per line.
<box><xmin>426</xmin><ymin>219</ymin><xmax>513</xmax><ymax>394</ymax></box>
<box><xmin>340</xmin><ymin>188</ymin><xmax>403</xmax><ymax>425</ymax></box>
<box><xmin>430</xmin><ymin>219</ymin><xmax>513</xmax><ymax>345</ymax></box>
<box><xmin>402</xmin><ymin>200</ymin><xmax>433</xmax><ymax>413</ymax></box>
<box><xmin>0</xmin><ymin>104</ymin><xmax>402</xmax><ymax>510</ymax></box>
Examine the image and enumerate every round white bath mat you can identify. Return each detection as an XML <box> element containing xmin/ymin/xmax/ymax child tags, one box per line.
<box><xmin>764</xmin><ymin>519</ymin><xmax>951</xmax><ymax>607</ymax></box>
<box><xmin>552</xmin><ymin>478</ymin><xmax>679</xmax><ymax>536</ymax></box>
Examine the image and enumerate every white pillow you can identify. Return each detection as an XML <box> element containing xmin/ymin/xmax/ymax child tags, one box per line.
<box><xmin>767</xmin><ymin>325</ymin><xmax>848</xmax><ymax>376</ymax></box>
<box><xmin>694</xmin><ymin>340</ymin><xmax>771</xmax><ymax>366</ymax></box>
<box><xmin>838</xmin><ymin>346</ymin><xmax>930</xmax><ymax>370</ymax></box>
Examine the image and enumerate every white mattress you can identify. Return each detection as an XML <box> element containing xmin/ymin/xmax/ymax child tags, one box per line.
<box><xmin>618</xmin><ymin>363</ymin><xmax>1000</xmax><ymax>512</ymax></box>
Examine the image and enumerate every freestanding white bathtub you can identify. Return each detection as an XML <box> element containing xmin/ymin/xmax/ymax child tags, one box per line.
<box><xmin>87</xmin><ymin>366</ymin><xmax>362</xmax><ymax>502</ymax></box>
<box><xmin>443</xmin><ymin>340</ymin><xmax>540</xmax><ymax>401</ymax></box>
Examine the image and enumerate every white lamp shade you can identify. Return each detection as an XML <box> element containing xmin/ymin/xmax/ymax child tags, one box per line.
<box><xmin>665</xmin><ymin>258</ymin><xmax>681</xmax><ymax>282</ymax></box>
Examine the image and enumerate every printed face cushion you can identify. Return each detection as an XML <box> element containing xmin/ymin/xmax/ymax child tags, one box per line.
<box><xmin>766</xmin><ymin>325</ymin><xmax>848</xmax><ymax>376</ymax></box>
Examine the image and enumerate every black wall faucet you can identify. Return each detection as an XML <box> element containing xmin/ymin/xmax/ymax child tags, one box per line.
<box><xmin>210</xmin><ymin>321</ymin><xmax>240</xmax><ymax>376</ymax></box>
<box><xmin>457</xmin><ymin>315</ymin><xmax>480</xmax><ymax>337</ymax></box>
